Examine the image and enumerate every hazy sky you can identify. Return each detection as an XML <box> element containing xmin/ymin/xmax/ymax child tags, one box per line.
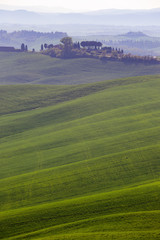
<box><xmin>0</xmin><ymin>0</ymin><xmax>160</xmax><ymax>12</ymax></box>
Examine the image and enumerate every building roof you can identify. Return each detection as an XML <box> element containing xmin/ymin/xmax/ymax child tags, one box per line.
<box><xmin>0</xmin><ymin>46</ymin><xmax>15</xmax><ymax>52</ymax></box>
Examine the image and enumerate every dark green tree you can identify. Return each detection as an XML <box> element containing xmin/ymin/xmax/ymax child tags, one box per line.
<box><xmin>41</xmin><ymin>44</ymin><xmax>44</xmax><ymax>51</ymax></box>
<box><xmin>81</xmin><ymin>41</ymin><xmax>102</xmax><ymax>50</ymax></box>
<box><xmin>48</xmin><ymin>44</ymin><xmax>54</xmax><ymax>49</ymax></box>
<box><xmin>60</xmin><ymin>37</ymin><xmax>73</xmax><ymax>58</ymax></box>
<box><xmin>21</xmin><ymin>43</ymin><xmax>25</xmax><ymax>51</ymax></box>
<box><xmin>44</xmin><ymin>43</ymin><xmax>48</xmax><ymax>49</ymax></box>
<box><xmin>97</xmin><ymin>42</ymin><xmax>102</xmax><ymax>49</ymax></box>
<box><xmin>77</xmin><ymin>42</ymin><xmax>80</xmax><ymax>49</ymax></box>
<box><xmin>81</xmin><ymin>41</ymin><xmax>86</xmax><ymax>48</ymax></box>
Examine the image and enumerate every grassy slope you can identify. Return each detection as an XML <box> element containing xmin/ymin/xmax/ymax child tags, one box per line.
<box><xmin>0</xmin><ymin>75</ymin><xmax>160</xmax><ymax>239</ymax></box>
<box><xmin>0</xmin><ymin>52</ymin><xmax>160</xmax><ymax>85</ymax></box>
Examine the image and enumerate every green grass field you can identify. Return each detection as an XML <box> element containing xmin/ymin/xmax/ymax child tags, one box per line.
<box><xmin>0</xmin><ymin>75</ymin><xmax>160</xmax><ymax>240</ymax></box>
<box><xmin>0</xmin><ymin>52</ymin><xmax>160</xmax><ymax>85</ymax></box>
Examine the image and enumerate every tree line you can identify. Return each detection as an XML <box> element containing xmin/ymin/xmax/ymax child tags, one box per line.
<box><xmin>42</xmin><ymin>37</ymin><xmax>159</xmax><ymax>64</ymax></box>
<box><xmin>19</xmin><ymin>36</ymin><xmax>160</xmax><ymax>64</ymax></box>
<box><xmin>42</xmin><ymin>37</ymin><xmax>124</xmax><ymax>59</ymax></box>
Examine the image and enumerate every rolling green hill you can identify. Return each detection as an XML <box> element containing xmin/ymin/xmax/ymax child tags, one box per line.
<box><xmin>0</xmin><ymin>75</ymin><xmax>160</xmax><ymax>240</ymax></box>
<box><xmin>0</xmin><ymin>52</ymin><xmax>160</xmax><ymax>85</ymax></box>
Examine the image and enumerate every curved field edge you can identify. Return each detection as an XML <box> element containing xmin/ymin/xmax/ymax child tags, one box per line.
<box><xmin>5</xmin><ymin>211</ymin><xmax>160</xmax><ymax>240</ymax></box>
<box><xmin>0</xmin><ymin>181</ymin><xmax>160</xmax><ymax>239</ymax></box>
<box><xmin>19</xmin><ymin>231</ymin><xmax>160</xmax><ymax>240</ymax></box>
<box><xmin>0</xmin><ymin>75</ymin><xmax>159</xmax><ymax>116</ymax></box>
<box><xmin>0</xmin><ymin>75</ymin><xmax>160</xmax><ymax>240</ymax></box>
<box><xmin>0</xmin><ymin>144</ymin><xmax>160</xmax><ymax>211</ymax></box>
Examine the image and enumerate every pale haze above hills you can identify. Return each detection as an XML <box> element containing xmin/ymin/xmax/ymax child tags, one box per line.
<box><xmin>0</xmin><ymin>4</ymin><xmax>74</xmax><ymax>13</ymax></box>
<box><xmin>0</xmin><ymin>8</ymin><xmax>160</xmax><ymax>26</ymax></box>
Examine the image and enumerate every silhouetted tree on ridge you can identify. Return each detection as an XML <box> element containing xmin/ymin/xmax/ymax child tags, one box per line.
<box><xmin>60</xmin><ymin>37</ymin><xmax>73</xmax><ymax>58</ymax></box>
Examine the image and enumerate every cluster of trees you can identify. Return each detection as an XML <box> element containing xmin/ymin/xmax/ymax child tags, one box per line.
<box><xmin>21</xmin><ymin>43</ymin><xmax>36</xmax><ymax>52</ymax></box>
<box><xmin>41</xmin><ymin>43</ymin><xmax>57</xmax><ymax>50</ymax></box>
<box><xmin>102</xmin><ymin>47</ymin><xmax>123</xmax><ymax>54</ymax></box>
<box><xmin>42</xmin><ymin>37</ymin><xmax>159</xmax><ymax>64</ymax></box>
<box><xmin>21</xmin><ymin>43</ymin><xmax>28</xmax><ymax>52</ymax></box>
<box><xmin>121</xmin><ymin>54</ymin><xmax>159</xmax><ymax>64</ymax></box>
<box><xmin>42</xmin><ymin>39</ymin><xmax>103</xmax><ymax>52</ymax></box>
<box><xmin>42</xmin><ymin>37</ymin><xmax>124</xmax><ymax>59</ymax></box>
<box><xmin>80</xmin><ymin>41</ymin><xmax>102</xmax><ymax>49</ymax></box>
<box><xmin>41</xmin><ymin>37</ymin><xmax>72</xmax><ymax>58</ymax></box>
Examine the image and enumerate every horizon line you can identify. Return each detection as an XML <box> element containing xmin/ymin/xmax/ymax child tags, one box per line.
<box><xmin>0</xmin><ymin>6</ymin><xmax>159</xmax><ymax>14</ymax></box>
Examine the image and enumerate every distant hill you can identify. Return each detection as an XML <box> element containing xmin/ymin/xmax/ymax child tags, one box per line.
<box><xmin>120</xmin><ymin>31</ymin><xmax>149</xmax><ymax>38</ymax></box>
<box><xmin>0</xmin><ymin>30</ymin><xmax>67</xmax><ymax>50</ymax></box>
<box><xmin>0</xmin><ymin>8</ymin><xmax>160</xmax><ymax>26</ymax></box>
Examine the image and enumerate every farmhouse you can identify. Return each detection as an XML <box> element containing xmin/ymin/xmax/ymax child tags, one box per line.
<box><xmin>0</xmin><ymin>46</ymin><xmax>15</xmax><ymax>52</ymax></box>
